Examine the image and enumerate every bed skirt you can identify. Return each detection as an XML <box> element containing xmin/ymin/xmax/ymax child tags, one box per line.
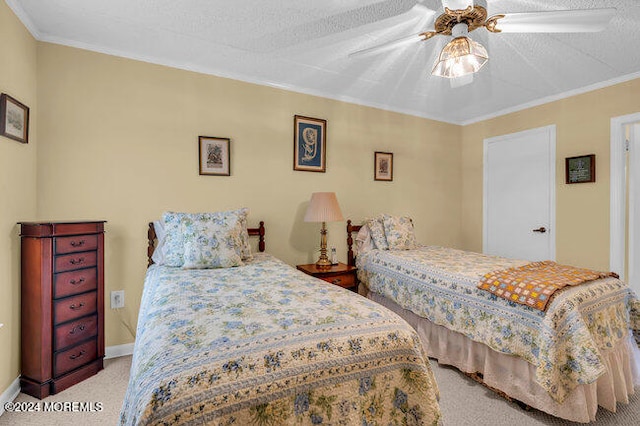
<box><xmin>368</xmin><ymin>291</ymin><xmax>640</xmax><ymax>423</ymax></box>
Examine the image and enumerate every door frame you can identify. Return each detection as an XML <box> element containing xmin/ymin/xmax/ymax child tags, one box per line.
<box><xmin>610</xmin><ymin>112</ymin><xmax>640</xmax><ymax>280</ymax></box>
<box><xmin>482</xmin><ymin>125</ymin><xmax>556</xmax><ymax>259</ymax></box>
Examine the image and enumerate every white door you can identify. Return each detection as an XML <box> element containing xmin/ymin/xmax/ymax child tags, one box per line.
<box><xmin>483</xmin><ymin>126</ymin><xmax>556</xmax><ymax>261</ymax></box>
<box><xmin>629</xmin><ymin>124</ymin><xmax>640</xmax><ymax>294</ymax></box>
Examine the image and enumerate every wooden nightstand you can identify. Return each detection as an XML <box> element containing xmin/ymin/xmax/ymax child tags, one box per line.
<box><xmin>297</xmin><ymin>263</ymin><xmax>358</xmax><ymax>292</ymax></box>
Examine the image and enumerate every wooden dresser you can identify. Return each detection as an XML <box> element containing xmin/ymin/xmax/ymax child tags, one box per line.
<box><xmin>19</xmin><ymin>221</ymin><xmax>105</xmax><ymax>399</ymax></box>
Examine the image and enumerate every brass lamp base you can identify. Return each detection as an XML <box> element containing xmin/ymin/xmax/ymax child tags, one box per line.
<box><xmin>315</xmin><ymin>221</ymin><xmax>332</xmax><ymax>268</ymax></box>
<box><xmin>315</xmin><ymin>256</ymin><xmax>332</xmax><ymax>268</ymax></box>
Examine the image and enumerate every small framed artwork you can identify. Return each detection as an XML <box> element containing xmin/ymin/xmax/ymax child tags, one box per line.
<box><xmin>199</xmin><ymin>136</ymin><xmax>230</xmax><ymax>176</ymax></box>
<box><xmin>374</xmin><ymin>151</ymin><xmax>393</xmax><ymax>181</ymax></box>
<box><xmin>0</xmin><ymin>93</ymin><xmax>30</xmax><ymax>144</ymax></box>
<box><xmin>293</xmin><ymin>115</ymin><xmax>326</xmax><ymax>172</ymax></box>
<box><xmin>565</xmin><ymin>154</ymin><xmax>595</xmax><ymax>184</ymax></box>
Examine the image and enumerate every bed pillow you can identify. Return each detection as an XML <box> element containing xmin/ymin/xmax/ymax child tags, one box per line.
<box><xmin>162</xmin><ymin>208</ymin><xmax>250</xmax><ymax>267</ymax></box>
<box><xmin>236</xmin><ymin>208</ymin><xmax>252</xmax><ymax>260</ymax></box>
<box><xmin>151</xmin><ymin>220</ymin><xmax>166</xmax><ymax>265</ymax></box>
<box><xmin>162</xmin><ymin>211</ymin><xmax>187</xmax><ymax>267</ymax></box>
<box><xmin>382</xmin><ymin>214</ymin><xmax>417</xmax><ymax>250</ymax></box>
<box><xmin>365</xmin><ymin>216</ymin><xmax>388</xmax><ymax>250</ymax></box>
<box><xmin>182</xmin><ymin>213</ymin><xmax>244</xmax><ymax>269</ymax></box>
<box><xmin>355</xmin><ymin>224</ymin><xmax>376</xmax><ymax>254</ymax></box>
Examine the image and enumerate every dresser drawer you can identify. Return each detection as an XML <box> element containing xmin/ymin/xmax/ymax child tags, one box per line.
<box><xmin>54</xmin><ymin>314</ymin><xmax>98</xmax><ymax>351</ymax></box>
<box><xmin>54</xmin><ymin>268</ymin><xmax>97</xmax><ymax>299</ymax></box>
<box><xmin>54</xmin><ymin>340</ymin><xmax>97</xmax><ymax>377</ymax></box>
<box><xmin>55</xmin><ymin>251</ymin><xmax>97</xmax><ymax>273</ymax></box>
<box><xmin>320</xmin><ymin>272</ymin><xmax>356</xmax><ymax>288</ymax></box>
<box><xmin>54</xmin><ymin>292</ymin><xmax>97</xmax><ymax>325</ymax></box>
<box><xmin>55</xmin><ymin>235</ymin><xmax>98</xmax><ymax>255</ymax></box>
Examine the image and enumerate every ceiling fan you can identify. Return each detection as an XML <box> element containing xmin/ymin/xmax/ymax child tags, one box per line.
<box><xmin>349</xmin><ymin>0</ymin><xmax>616</xmax><ymax>79</ymax></box>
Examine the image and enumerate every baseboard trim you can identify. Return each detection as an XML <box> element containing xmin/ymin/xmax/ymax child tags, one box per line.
<box><xmin>105</xmin><ymin>343</ymin><xmax>135</xmax><ymax>359</ymax></box>
<box><xmin>0</xmin><ymin>377</ymin><xmax>21</xmax><ymax>417</ymax></box>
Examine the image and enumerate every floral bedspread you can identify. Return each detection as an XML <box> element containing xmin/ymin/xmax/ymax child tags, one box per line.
<box><xmin>357</xmin><ymin>246</ymin><xmax>634</xmax><ymax>403</ymax></box>
<box><xmin>120</xmin><ymin>253</ymin><xmax>440</xmax><ymax>425</ymax></box>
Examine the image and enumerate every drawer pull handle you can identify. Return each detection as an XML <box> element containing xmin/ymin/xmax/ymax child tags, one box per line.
<box><xmin>331</xmin><ymin>279</ymin><xmax>342</xmax><ymax>285</ymax></box>
<box><xmin>69</xmin><ymin>324</ymin><xmax>86</xmax><ymax>335</ymax></box>
<box><xmin>69</xmin><ymin>350</ymin><xmax>86</xmax><ymax>360</ymax></box>
<box><xmin>69</xmin><ymin>258</ymin><xmax>85</xmax><ymax>265</ymax></box>
<box><xmin>69</xmin><ymin>277</ymin><xmax>86</xmax><ymax>285</ymax></box>
<box><xmin>69</xmin><ymin>302</ymin><xmax>85</xmax><ymax>311</ymax></box>
<box><xmin>70</xmin><ymin>240</ymin><xmax>86</xmax><ymax>247</ymax></box>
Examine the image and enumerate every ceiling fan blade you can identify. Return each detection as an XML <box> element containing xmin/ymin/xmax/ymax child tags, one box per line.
<box><xmin>488</xmin><ymin>8</ymin><xmax>616</xmax><ymax>33</ymax></box>
<box><xmin>349</xmin><ymin>30</ymin><xmax>436</xmax><ymax>58</ymax></box>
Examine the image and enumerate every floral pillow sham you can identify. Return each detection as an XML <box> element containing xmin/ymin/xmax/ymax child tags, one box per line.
<box><xmin>382</xmin><ymin>214</ymin><xmax>417</xmax><ymax>250</ymax></box>
<box><xmin>365</xmin><ymin>216</ymin><xmax>388</xmax><ymax>250</ymax></box>
<box><xmin>182</xmin><ymin>214</ymin><xmax>244</xmax><ymax>269</ymax></box>
<box><xmin>162</xmin><ymin>208</ymin><xmax>250</xmax><ymax>267</ymax></box>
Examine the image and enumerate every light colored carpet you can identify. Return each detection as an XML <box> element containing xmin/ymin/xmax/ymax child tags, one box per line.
<box><xmin>1</xmin><ymin>356</ymin><xmax>638</xmax><ymax>425</ymax></box>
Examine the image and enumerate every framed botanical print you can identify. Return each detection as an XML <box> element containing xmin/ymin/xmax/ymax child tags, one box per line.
<box><xmin>199</xmin><ymin>136</ymin><xmax>231</xmax><ymax>176</ymax></box>
<box><xmin>374</xmin><ymin>151</ymin><xmax>393</xmax><ymax>181</ymax></box>
<box><xmin>0</xmin><ymin>93</ymin><xmax>29</xmax><ymax>143</ymax></box>
<box><xmin>293</xmin><ymin>115</ymin><xmax>326</xmax><ymax>172</ymax></box>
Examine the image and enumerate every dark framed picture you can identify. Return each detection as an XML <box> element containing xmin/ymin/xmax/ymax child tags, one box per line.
<box><xmin>0</xmin><ymin>93</ymin><xmax>29</xmax><ymax>144</ymax></box>
<box><xmin>293</xmin><ymin>115</ymin><xmax>326</xmax><ymax>172</ymax></box>
<box><xmin>374</xmin><ymin>151</ymin><xmax>393</xmax><ymax>181</ymax></box>
<box><xmin>566</xmin><ymin>154</ymin><xmax>595</xmax><ymax>184</ymax></box>
<box><xmin>199</xmin><ymin>136</ymin><xmax>230</xmax><ymax>176</ymax></box>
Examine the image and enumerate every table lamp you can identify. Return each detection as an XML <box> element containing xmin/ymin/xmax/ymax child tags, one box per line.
<box><xmin>304</xmin><ymin>192</ymin><xmax>344</xmax><ymax>267</ymax></box>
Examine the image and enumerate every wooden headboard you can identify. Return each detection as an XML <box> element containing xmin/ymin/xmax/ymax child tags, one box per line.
<box><xmin>346</xmin><ymin>219</ymin><xmax>362</xmax><ymax>267</ymax></box>
<box><xmin>147</xmin><ymin>221</ymin><xmax>266</xmax><ymax>266</ymax></box>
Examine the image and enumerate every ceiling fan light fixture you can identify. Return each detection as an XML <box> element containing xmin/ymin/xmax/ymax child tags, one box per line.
<box><xmin>431</xmin><ymin>35</ymin><xmax>488</xmax><ymax>79</ymax></box>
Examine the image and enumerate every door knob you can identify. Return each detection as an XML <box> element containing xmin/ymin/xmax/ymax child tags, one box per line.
<box><xmin>532</xmin><ymin>227</ymin><xmax>547</xmax><ymax>233</ymax></box>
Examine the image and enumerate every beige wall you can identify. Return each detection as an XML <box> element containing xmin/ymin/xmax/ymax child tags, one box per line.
<box><xmin>35</xmin><ymin>43</ymin><xmax>463</xmax><ymax>348</ymax></box>
<box><xmin>0</xmin><ymin>2</ymin><xmax>37</xmax><ymax>395</ymax></box>
<box><xmin>461</xmin><ymin>78</ymin><xmax>640</xmax><ymax>271</ymax></box>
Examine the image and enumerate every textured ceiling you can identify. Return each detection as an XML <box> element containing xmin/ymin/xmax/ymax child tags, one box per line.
<box><xmin>7</xmin><ymin>0</ymin><xmax>640</xmax><ymax>124</ymax></box>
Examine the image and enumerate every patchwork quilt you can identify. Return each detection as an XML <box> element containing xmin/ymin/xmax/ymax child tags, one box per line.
<box><xmin>478</xmin><ymin>260</ymin><xmax>615</xmax><ymax>311</ymax></box>
<box><xmin>357</xmin><ymin>246</ymin><xmax>634</xmax><ymax>403</ymax></box>
<box><xmin>120</xmin><ymin>253</ymin><xmax>441</xmax><ymax>425</ymax></box>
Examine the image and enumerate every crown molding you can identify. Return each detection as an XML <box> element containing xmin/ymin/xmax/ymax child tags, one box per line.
<box><xmin>5</xmin><ymin>0</ymin><xmax>41</xmax><ymax>39</ymax></box>
<box><xmin>460</xmin><ymin>71</ymin><xmax>640</xmax><ymax>125</ymax></box>
<box><xmin>7</xmin><ymin>2</ymin><xmax>640</xmax><ymax>127</ymax></box>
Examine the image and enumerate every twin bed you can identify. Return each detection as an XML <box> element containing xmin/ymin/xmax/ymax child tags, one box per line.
<box><xmin>120</xmin><ymin>212</ymin><xmax>441</xmax><ymax>425</ymax></box>
<box><xmin>347</xmin><ymin>216</ymin><xmax>640</xmax><ymax>423</ymax></box>
<box><xmin>120</xmin><ymin>210</ymin><xmax>638</xmax><ymax>424</ymax></box>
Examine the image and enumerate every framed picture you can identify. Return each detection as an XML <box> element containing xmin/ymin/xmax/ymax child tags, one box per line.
<box><xmin>199</xmin><ymin>136</ymin><xmax>230</xmax><ymax>176</ymax></box>
<box><xmin>565</xmin><ymin>154</ymin><xmax>595</xmax><ymax>184</ymax></box>
<box><xmin>0</xmin><ymin>93</ymin><xmax>29</xmax><ymax>144</ymax></box>
<box><xmin>293</xmin><ymin>115</ymin><xmax>326</xmax><ymax>172</ymax></box>
<box><xmin>374</xmin><ymin>151</ymin><xmax>393</xmax><ymax>181</ymax></box>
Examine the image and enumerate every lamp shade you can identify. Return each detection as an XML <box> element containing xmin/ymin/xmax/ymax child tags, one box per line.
<box><xmin>304</xmin><ymin>192</ymin><xmax>344</xmax><ymax>223</ymax></box>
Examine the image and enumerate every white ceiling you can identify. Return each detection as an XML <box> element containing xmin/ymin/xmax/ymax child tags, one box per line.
<box><xmin>7</xmin><ymin>0</ymin><xmax>640</xmax><ymax>124</ymax></box>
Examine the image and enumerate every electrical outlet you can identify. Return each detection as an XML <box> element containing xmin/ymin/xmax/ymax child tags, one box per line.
<box><xmin>111</xmin><ymin>290</ymin><xmax>125</xmax><ymax>309</ymax></box>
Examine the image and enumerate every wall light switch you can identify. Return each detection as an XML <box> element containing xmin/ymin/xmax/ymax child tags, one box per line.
<box><xmin>111</xmin><ymin>290</ymin><xmax>125</xmax><ymax>309</ymax></box>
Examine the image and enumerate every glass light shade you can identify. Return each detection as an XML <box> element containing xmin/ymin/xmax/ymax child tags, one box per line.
<box><xmin>432</xmin><ymin>36</ymin><xmax>488</xmax><ymax>78</ymax></box>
